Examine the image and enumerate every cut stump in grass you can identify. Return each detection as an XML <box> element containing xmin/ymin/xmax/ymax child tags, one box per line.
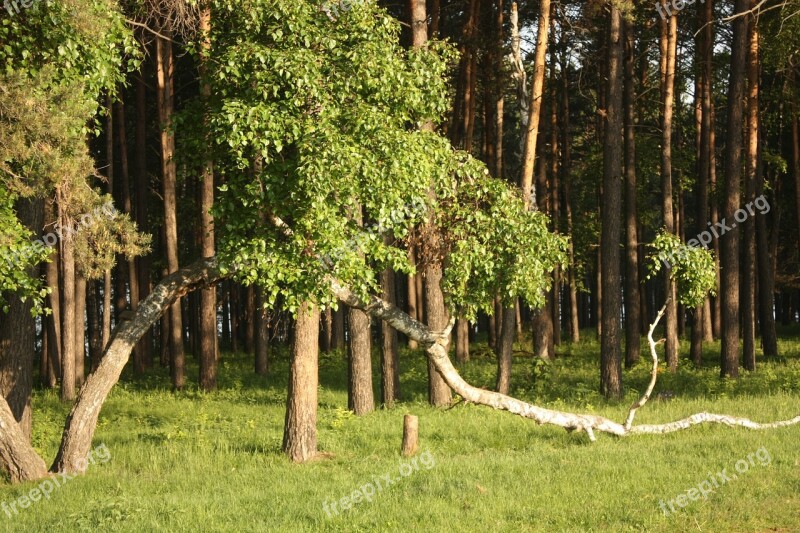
<box><xmin>401</xmin><ymin>414</ymin><xmax>419</xmax><ymax>457</ymax></box>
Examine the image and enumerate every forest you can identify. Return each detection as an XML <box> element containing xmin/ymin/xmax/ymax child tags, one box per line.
<box><xmin>0</xmin><ymin>0</ymin><xmax>799</xmax><ymax>530</ymax></box>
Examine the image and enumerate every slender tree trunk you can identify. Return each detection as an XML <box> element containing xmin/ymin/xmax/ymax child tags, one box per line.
<box><xmin>102</xmin><ymin>96</ymin><xmax>113</xmax><ymax>351</ymax></box>
<box><xmin>495</xmin><ymin>305</ymin><xmax>516</xmax><ymax>394</ymax></box>
<box><xmin>115</xmin><ymin>100</ymin><xmax>143</xmax><ymax>374</ymax></box>
<box><xmin>134</xmin><ymin>70</ymin><xmax>152</xmax><ymax>369</ymax></box>
<box><xmin>254</xmin><ymin>288</ymin><xmax>269</xmax><ymax>375</ymax></box>
<box><xmin>74</xmin><ymin>273</ymin><xmax>86</xmax><ymax>388</ymax></box>
<box><xmin>519</xmin><ymin>0</ymin><xmax>551</xmax><ymax>209</ymax></box>
<box><xmin>199</xmin><ymin>7</ymin><xmax>218</xmax><ymax>391</ymax></box>
<box><xmin>244</xmin><ymin>285</ymin><xmax>255</xmax><ymax>354</ymax></box>
<box><xmin>623</xmin><ymin>18</ymin><xmax>641</xmax><ymax>368</ymax></box>
<box><xmin>381</xmin><ymin>264</ymin><xmax>400</xmax><ymax>406</ymax></box>
<box><xmin>600</xmin><ymin>4</ymin><xmax>624</xmax><ymax>399</ymax></box>
<box><xmin>87</xmin><ymin>281</ymin><xmax>102</xmax><ymax>371</ymax></box>
<box><xmin>157</xmin><ymin>33</ymin><xmax>184</xmax><ymax>389</ymax></box>
<box><xmin>549</xmin><ymin>38</ymin><xmax>561</xmax><ymax>347</ymax></box>
<box><xmin>659</xmin><ymin>9</ymin><xmax>679</xmax><ymax>371</ymax></box>
<box><xmin>58</xmin><ymin>199</ymin><xmax>76</xmax><ymax>402</ymax></box>
<box><xmin>406</xmin><ymin>247</ymin><xmax>419</xmax><ymax>349</ymax></box>
<box><xmin>282</xmin><ymin>302</ymin><xmax>320</xmax><ymax>463</ymax></box>
<box><xmin>455</xmin><ymin>319</ymin><xmax>469</xmax><ymax>363</ymax></box>
<box><xmin>742</xmin><ymin>5</ymin><xmax>759</xmax><ymax>371</ymax></box>
<box><xmin>332</xmin><ymin>305</ymin><xmax>345</xmax><ymax>350</ymax></box>
<box><xmin>561</xmin><ymin>60</ymin><xmax>579</xmax><ymax>343</ymax></box>
<box><xmin>720</xmin><ymin>0</ymin><xmax>749</xmax><ymax>379</ymax></box>
<box><xmin>710</xmin><ymin>99</ymin><xmax>722</xmax><ymax>339</ymax></box>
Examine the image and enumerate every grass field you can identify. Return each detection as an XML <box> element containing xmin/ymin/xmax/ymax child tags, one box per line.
<box><xmin>1</xmin><ymin>327</ymin><xmax>799</xmax><ymax>532</ymax></box>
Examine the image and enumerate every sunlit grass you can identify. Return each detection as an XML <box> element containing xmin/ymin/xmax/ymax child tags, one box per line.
<box><xmin>1</xmin><ymin>328</ymin><xmax>798</xmax><ymax>532</ymax></box>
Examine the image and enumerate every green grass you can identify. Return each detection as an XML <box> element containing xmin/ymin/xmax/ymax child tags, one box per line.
<box><xmin>2</xmin><ymin>329</ymin><xmax>799</xmax><ymax>532</ymax></box>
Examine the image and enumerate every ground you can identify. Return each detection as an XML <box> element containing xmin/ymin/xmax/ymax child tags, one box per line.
<box><xmin>1</xmin><ymin>327</ymin><xmax>799</xmax><ymax>532</ymax></box>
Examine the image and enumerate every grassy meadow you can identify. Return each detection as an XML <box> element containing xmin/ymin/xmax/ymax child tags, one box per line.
<box><xmin>1</xmin><ymin>327</ymin><xmax>799</xmax><ymax>532</ymax></box>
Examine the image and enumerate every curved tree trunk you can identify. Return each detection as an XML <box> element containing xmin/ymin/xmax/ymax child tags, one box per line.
<box><xmin>52</xmin><ymin>259</ymin><xmax>223</xmax><ymax>473</ymax></box>
<box><xmin>282</xmin><ymin>302</ymin><xmax>320</xmax><ymax>463</ymax></box>
<box><xmin>0</xmin><ymin>400</ymin><xmax>48</xmax><ymax>482</ymax></box>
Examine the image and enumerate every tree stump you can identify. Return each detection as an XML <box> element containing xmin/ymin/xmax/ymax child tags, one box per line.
<box><xmin>401</xmin><ymin>414</ymin><xmax>419</xmax><ymax>457</ymax></box>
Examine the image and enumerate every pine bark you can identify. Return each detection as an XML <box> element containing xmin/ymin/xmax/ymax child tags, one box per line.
<box><xmin>157</xmin><ymin>33</ymin><xmax>184</xmax><ymax>389</ymax></box>
<box><xmin>720</xmin><ymin>0</ymin><xmax>749</xmax><ymax>379</ymax></box>
<box><xmin>623</xmin><ymin>18</ymin><xmax>641</xmax><ymax>368</ymax></box>
<box><xmin>659</xmin><ymin>10</ymin><xmax>679</xmax><ymax>371</ymax></box>
<box><xmin>199</xmin><ymin>7</ymin><xmax>218</xmax><ymax>391</ymax></box>
<box><xmin>742</xmin><ymin>6</ymin><xmax>759</xmax><ymax>371</ymax></box>
<box><xmin>600</xmin><ymin>4</ymin><xmax>624</xmax><ymax>399</ymax></box>
<box><xmin>380</xmin><ymin>265</ymin><xmax>400</xmax><ymax>406</ymax></box>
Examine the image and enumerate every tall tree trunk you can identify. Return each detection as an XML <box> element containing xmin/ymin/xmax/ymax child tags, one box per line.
<box><xmin>74</xmin><ymin>273</ymin><xmax>86</xmax><ymax>388</ymax></box>
<box><xmin>58</xmin><ymin>198</ymin><xmax>76</xmax><ymax>402</ymax></box>
<box><xmin>659</xmin><ymin>9</ymin><xmax>679</xmax><ymax>371</ymax></box>
<box><xmin>348</xmin><ymin>305</ymin><xmax>374</xmax><ymax>414</ymax></box>
<box><xmin>561</xmin><ymin>58</ymin><xmax>579</xmax><ymax>343</ymax></box>
<box><xmin>157</xmin><ymin>33</ymin><xmax>184</xmax><ymax>389</ymax></box>
<box><xmin>282</xmin><ymin>302</ymin><xmax>320</xmax><ymax>463</ymax></box>
<box><xmin>332</xmin><ymin>305</ymin><xmax>345</xmax><ymax>350</ymax></box>
<box><xmin>86</xmin><ymin>280</ymin><xmax>102</xmax><ymax>371</ymax></box>
<box><xmin>411</xmin><ymin>0</ymin><xmax>452</xmax><ymax>406</ymax></box>
<box><xmin>455</xmin><ymin>319</ymin><xmax>469</xmax><ymax>363</ymax></box>
<box><xmin>549</xmin><ymin>37</ymin><xmax>561</xmax><ymax>347</ymax></box>
<box><xmin>519</xmin><ymin>0</ymin><xmax>551</xmax><ymax>209</ymax></box>
<box><xmin>0</xmin><ymin>198</ymin><xmax>43</xmax><ymax>439</ymax></box>
<box><xmin>134</xmin><ymin>70</ymin><xmax>152</xmax><ymax>370</ymax></box>
<box><xmin>623</xmin><ymin>18</ymin><xmax>641</xmax><ymax>368</ymax></box>
<box><xmin>600</xmin><ymin>4</ymin><xmax>624</xmax><ymax>399</ymax></box>
<box><xmin>199</xmin><ymin>7</ymin><xmax>218</xmax><ymax>391</ymax></box>
<box><xmin>720</xmin><ymin>0</ymin><xmax>749</xmax><ymax>379</ymax></box>
<box><xmin>742</xmin><ymin>4</ymin><xmax>759</xmax><ymax>372</ymax></box>
<box><xmin>254</xmin><ymin>288</ymin><xmax>269</xmax><ymax>375</ymax></box>
<box><xmin>692</xmin><ymin>0</ymin><xmax>715</xmax><ymax>364</ymax></box>
<box><xmin>381</xmin><ymin>265</ymin><xmax>400</xmax><ymax>406</ymax></box>
<box><xmin>710</xmin><ymin>99</ymin><xmax>722</xmax><ymax>339</ymax></box>
<box><xmin>115</xmin><ymin>100</ymin><xmax>142</xmax><ymax>374</ymax></box>
<box><xmin>406</xmin><ymin>246</ymin><xmax>419</xmax><ymax>349</ymax></box>
<box><xmin>102</xmin><ymin>96</ymin><xmax>113</xmax><ymax>351</ymax></box>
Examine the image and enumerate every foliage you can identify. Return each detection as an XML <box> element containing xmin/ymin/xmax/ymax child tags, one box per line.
<box><xmin>0</xmin><ymin>0</ymin><xmax>146</xmax><ymax>311</ymax></box>
<box><xmin>646</xmin><ymin>231</ymin><xmax>716</xmax><ymax>308</ymax></box>
<box><xmin>206</xmin><ymin>0</ymin><xmax>564</xmax><ymax>315</ymax></box>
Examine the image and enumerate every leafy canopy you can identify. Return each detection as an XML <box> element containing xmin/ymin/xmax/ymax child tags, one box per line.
<box><xmin>203</xmin><ymin>0</ymin><xmax>566</xmax><ymax>317</ymax></box>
